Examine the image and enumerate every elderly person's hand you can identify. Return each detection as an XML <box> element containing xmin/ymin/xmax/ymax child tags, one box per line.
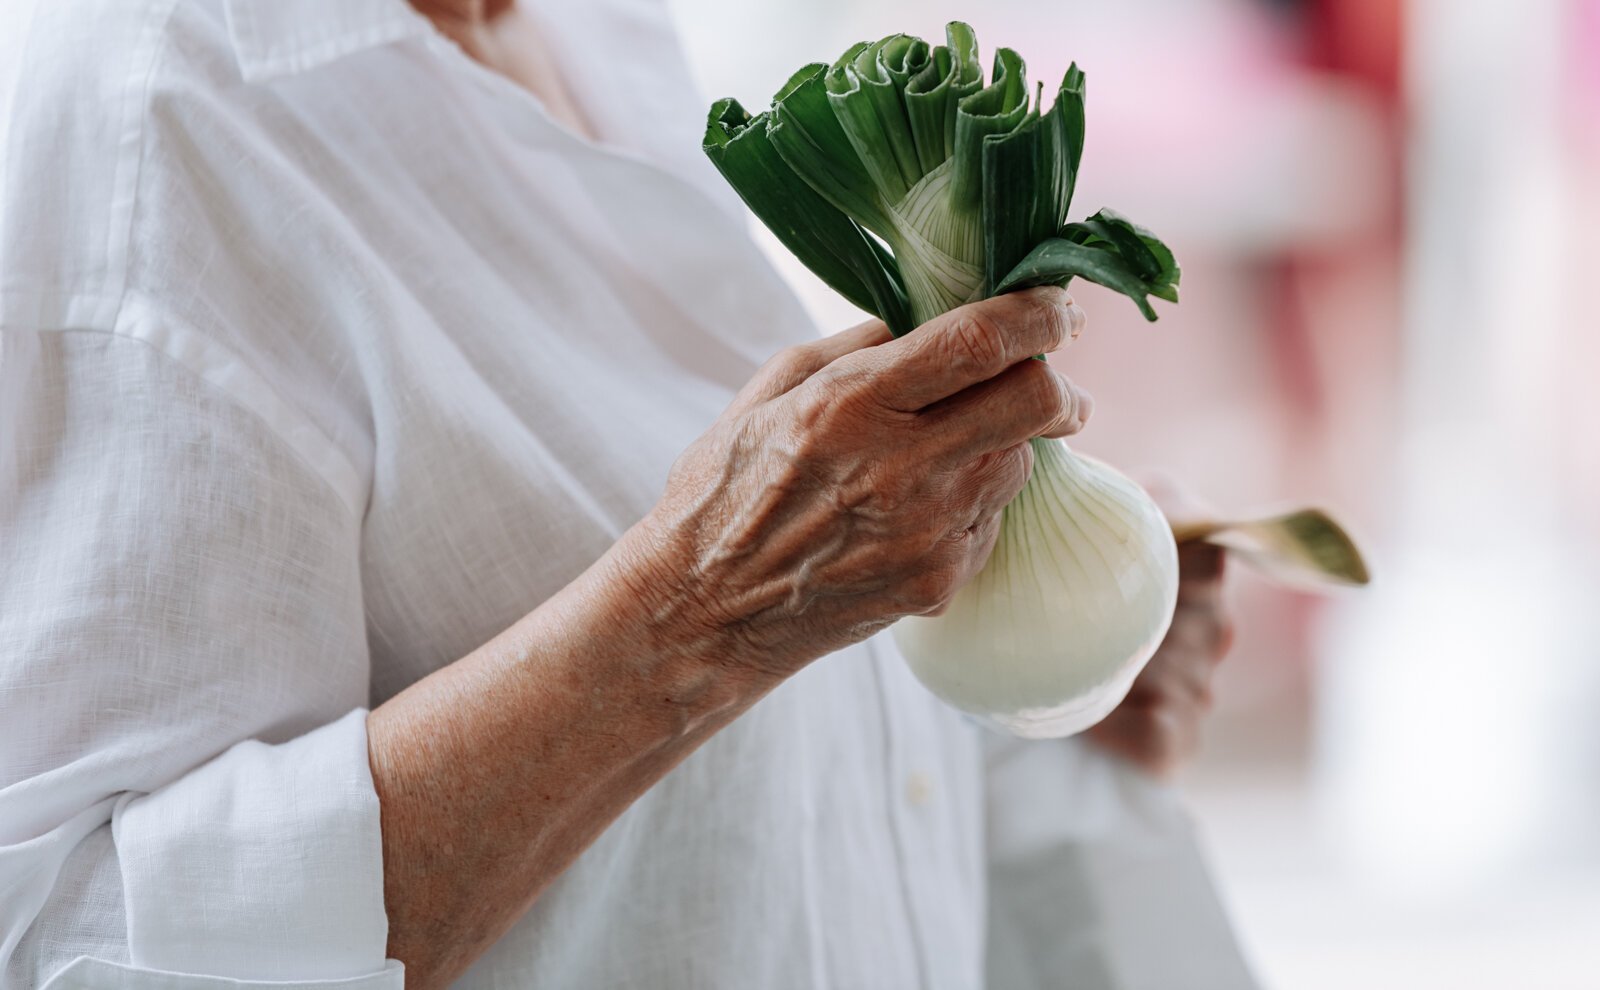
<box><xmin>629</xmin><ymin>287</ymin><xmax>1091</xmax><ymax>679</ymax></box>
<box><xmin>1089</xmin><ymin>537</ymin><xmax>1234</xmax><ymax>776</ymax></box>
<box><xmin>372</xmin><ymin>288</ymin><xmax>1091</xmax><ymax>988</ymax></box>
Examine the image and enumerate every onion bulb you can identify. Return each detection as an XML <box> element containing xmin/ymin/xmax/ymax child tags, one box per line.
<box><xmin>893</xmin><ymin>439</ymin><xmax>1178</xmax><ymax>738</ymax></box>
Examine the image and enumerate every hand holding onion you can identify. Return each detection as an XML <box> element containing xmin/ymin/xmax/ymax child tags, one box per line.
<box><xmin>628</xmin><ymin>287</ymin><xmax>1091</xmax><ymax>681</ymax></box>
<box><xmin>701</xmin><ymin>22</ymin><xmax>1189</xmax><ymax>736</ymax></box>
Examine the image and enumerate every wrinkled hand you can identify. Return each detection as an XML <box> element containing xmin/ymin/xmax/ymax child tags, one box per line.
<box><xmin>626</xmin><ymin>289</ymin><xmax>1092</xmax><ymax>681</ymax></box>
<box><xmin>1089</xmin><ymin>539</ymin><xmax>1234</xmax><ymax>775</ymax></box>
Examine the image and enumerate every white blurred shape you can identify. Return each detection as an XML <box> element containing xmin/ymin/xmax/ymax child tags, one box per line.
<box><xmin>1317</xmin><ymin>542</ymin><xmax>1597</xmax><ymax>893</ymax></box>
<box><xmin>1315</xmin><ymin>0</ymin><xmax>1600</xmax><ymax>897</ymax></box>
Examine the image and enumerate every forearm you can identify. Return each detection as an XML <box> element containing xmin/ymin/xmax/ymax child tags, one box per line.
<box><xmin>365</xmin><ymin>292</ymin><xmax>1083</xmax><ymax>987</ymax></box>
<box><xmin>366</xmin><ymin>524</ymin><xmax>777</xmax><ymax>989</ymax></box>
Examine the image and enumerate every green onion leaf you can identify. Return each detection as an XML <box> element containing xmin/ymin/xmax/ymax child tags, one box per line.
<box><xmin>880</xmin><ymin>34</ymin><xmax>931</xmax><ymax>93</ymax></box>
<box><xmin>951</xmin><ymin>46</ymin><xmax>1031</xmax><ymax>211</ymax></box>
<box><xmin>769</xmin><ymin>63</ymin><xmax>896</xmax><ymax>236</ymax></box>
<box><xmin>1064</xmin><ymin>208</ymin><xmax>1181</xmax><ymax>302</ymax></box>
<box><xmin>904</xmin><ymin>23</ymin><xmax>984</xmax><ymax>174</ymax></box>
<box><xmin>995</xmin><ymin>237</ymin><xmax>1167</xmax><ymax>321</ymax></box>
<box><xmin>704</xmin><ymin>98</ymin><xmax>913</xmax><ymax>334</ymax></box>
<box><xmin>980</xmin><ymin>104</ymin><xmax>1047</xmax><ymax>297</ymax></box>
<box><xmin>1050</xmin><ymin>65</ymin><xmax>1087</xmax><ymax>229</ymax></box>
<box><xmin>826</xmin><ymin>39</ymin><xmax>925</xmax><ymax>203</ymax></box>
<box><xmin>705</xmin><ymin>24</ymin><xmax>1177</xmax><ymax>331</ymax></box>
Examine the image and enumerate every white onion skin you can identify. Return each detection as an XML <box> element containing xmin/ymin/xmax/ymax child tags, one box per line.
<box><xmin>891</xmin><ymin>438</ymin><xmax>1180</xmax><ymax>739</ymax></box>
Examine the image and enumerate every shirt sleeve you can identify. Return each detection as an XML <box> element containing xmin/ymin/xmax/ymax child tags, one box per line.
<box><xmin>982</xmin><ymin>733</ymin><xmax>1260</xmax><ymax>990</ymax></box>
<box><xmin>0</xmin><ymin>329</ymin><xmax>400</xmax><ymax>987</ymax></box>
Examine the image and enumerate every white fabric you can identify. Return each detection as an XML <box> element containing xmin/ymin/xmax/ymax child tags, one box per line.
<box><xmin>0</xmin><ymin>0</ymin><xmax>1256</xmax><ymax>987</ymax></box>
<box><xmin>985</xmin><ymin>739</ymin><xmax>1260</xmax><ymax>990</ymax></box>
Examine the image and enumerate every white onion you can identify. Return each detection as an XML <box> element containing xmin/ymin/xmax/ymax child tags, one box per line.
<box><xmin>892</xmin><ymin>438</ymin><xmax>1179</xmax><ymax>738</ymax></box>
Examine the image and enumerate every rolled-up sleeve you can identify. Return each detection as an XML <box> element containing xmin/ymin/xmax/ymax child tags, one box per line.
<box><xmin>0</xmin><ymin>328</ymin><xmax>398</xmax><ymax>987</ymax></box>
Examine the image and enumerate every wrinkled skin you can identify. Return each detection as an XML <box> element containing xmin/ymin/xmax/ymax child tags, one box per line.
<box><xmin>371</xmin><ymin>286</ymin><xmax>1233</xmax><ymax>990</ymax></box>
<box><xmin>628</xmin><ymin>286</ymin><xmax>1092</xmax><ymax>680</ymax></box>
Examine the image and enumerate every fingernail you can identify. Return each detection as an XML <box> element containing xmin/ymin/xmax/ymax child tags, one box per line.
<box><xmin>1064</xmin><ymin>301</ymin><xmax>1087</xmax><ymax>341</ymax></box>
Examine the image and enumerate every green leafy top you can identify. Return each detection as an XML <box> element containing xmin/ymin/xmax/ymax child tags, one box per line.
<box><xmin>704</xmin><ymin>21</ymin><xmax>1179</xmax><ymax>336</ymax></box>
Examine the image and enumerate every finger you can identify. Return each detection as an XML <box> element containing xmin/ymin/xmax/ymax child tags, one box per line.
<box><xmin>810</xmin><ymin>317</ymin><xmax>895</xmax><ymax>364</ymax></box>
<box><xmin>915</xmin><ymin>449</ymin><xmax>1026</xmax><ymax>619</ymax></box>
<box><xmin>1130</xmin><ymin>617</ymin><xmax>1221</xmax><ymax>701</ymax></box>
<box><xmin>1123</xmin><ymin>651</ymin><xmax>1208</xmax><ymax>710</ymax></box>
<box><xmin>1176</xmin><ymin>575</ymin><xmax>1224</xmax><ymax>609</ymax></box>
<box><xmin>956</xmin><ymin>443</ymin><xmax>1034</xmax><ymax>527</ymax></box>
<box><xmin>911</xmin><ymin>509</ymin><xmax>1006</xmax><ymax>618</ymax></box>
<box><xmin>838</xmin><ymin>287</ymin><xmax>1083</xmax><ymax>411</ymax></box>
<box><xmin>1166</xmin><ymin>632</ymin><xmax>1222</xmax><ymax>705</ymax></box>
<box><xmin>956</xmin><ymin>509</ymin><xmax>1005</xmax><ymax>583</ymax></box>
<box><xmin>731</xmin><ymin>319</ymin><xmax>894</xmax><ymax>413</ymax></box>
<box><xmin>1040</xmin><ymin>386</ymin><xmax>1093</xmax><ymax>439</ymax></box>
<box><xmin>1089</xmin><ymin>703</ymin><xmax>1197</xmax><ymax>777</ymax></box>
<box><xmin>919</xmin><ymin>360</ymin><xmax>1092</xmax><ymax>460</ymax></box>
<box><xmin>1161</xmin><ymin>605</ymin><xmax>1233</xmax><ymax>670</ymax></box>
<box><xmin>1177</xmin><ymin>541</ymin><xmax>1227</xmax><ymax>582</ymax></box>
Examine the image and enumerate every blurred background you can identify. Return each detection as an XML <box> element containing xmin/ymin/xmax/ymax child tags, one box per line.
<box><xmin>669</xmin><ymin>0</ymin><xmax>1600</xmax><ymax>985</ymax></box>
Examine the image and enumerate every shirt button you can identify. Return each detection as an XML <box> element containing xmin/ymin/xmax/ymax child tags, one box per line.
<box><xmin>905</xmin><ymin>771</ymin><xmax>934</xmax><ymax>806</ymax></box>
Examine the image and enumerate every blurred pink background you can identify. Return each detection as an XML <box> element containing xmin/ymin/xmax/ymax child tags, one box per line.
<box><xmin>671</xmin><ymin>0</ymin><xmax>1600</xmax><ymax>985</ymax></box>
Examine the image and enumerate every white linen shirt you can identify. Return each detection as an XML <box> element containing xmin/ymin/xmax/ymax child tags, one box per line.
<box><xmin>0</xmin><ymin>1</ymin><xmax>1257</xmax><ymax>988</ymax></box>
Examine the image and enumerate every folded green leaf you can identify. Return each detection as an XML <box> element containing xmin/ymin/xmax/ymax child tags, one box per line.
<box><xmin>995</xmin><ymin>236</ymin><xmax>1170</xmax><ymax>321</ymax></box>
<box><xmin>1052</xmin><ymin>65</ymin><xmax>1087</xmax><ymax>228</ymax></box>
<box><xmin>704</xmin><ymin>98</ymin><xmax>912</xmax><ymax>333</ymax></box>
<box><xmin>826</xmin><ymin>39</ymin><xmax>925</xmax><ymax>203</ymax></box>
<box><xmin>769</xmin><ymin>64</ymin><xmax>894</xmax><ymax>236</ymax></box>
<box><xmin>704</xmin><ymin>22</ymin><xmax>1177</xmax><ymax>330</ymax></box>
<box><xmin>951</xmin><ymin>47</ymin><xmax>1031</xmax><ymax>212</ymax></box>
<box><xmin>904</xmin><ymin>23</ymin><xmax>984</xmax><ymax>176</ymax></box>
<box><xmin>1064</xmin><ymin>208</ymin><xmax>1179</xmax><ymax>292</ymax></box>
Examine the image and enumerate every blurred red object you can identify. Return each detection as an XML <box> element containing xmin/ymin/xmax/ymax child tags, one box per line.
<box><xmin>1302</xmin><ymin>0</ymin><xmax>1404</xmax><ymax>95</ymax></box>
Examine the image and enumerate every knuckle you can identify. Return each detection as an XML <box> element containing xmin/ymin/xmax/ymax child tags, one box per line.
<box><xmin>808</xmin><ymin>354</ymin><xmax>883</xmax><ymax>410</ymax></box>
<box><xmin>971</xmin><ymin>444</ymin><xmax>1032</xmax><ymax>501</ymax></box>
<box><xmin>748</xmin><ymin>345</ymin><xmax>821</xmax><ymax>401</ymax></box>
<box><xmin>904</xmin><ymin>510</ymin><xmax>955</xmax><ymax>556</ymax></box>
<box><xmin>770</xmin><ymin>344</ymin><xmax>820</xmax><ymax>380</ymax></box>
<box><xmin>776</xmin><ymin>396</ymin><xmax>842</xmax><ymax>466</ymax></box>
<box><xmin>961</xmin><ymin>465</ymin><xmax>1001</xmax><ymax>509</ymax></box>
<box><xmin>859</xmin><ymin>463</ymin><xmax>920</xmax><ymax>515</ymax></box>
<box><xmin>795</xmin><ymin>371</ymin><xmax>858</xmax><ymax>421</ymax></box>
<box><xmin>1071</xmin><ymin>384</ymin><xmax>1093</xmax><ymax>431</ymax></box>
<box><xmin>942</xmin><ymin>310</ymin><xmax>1009</xmax><ymax>377</ymax></box>
<box><xmin>904</xmin><ymin>558</ymin><xmax>963</xmax><ymax>614</ymax></box>
<box><xmin>965</xmin><ymin>511</ymin><xmax>1004</xmax><ymax>563</ymax></box>
<box><xmin>1010</xmin><ymin>288</ymin><xmax>1071</xmax><ymax>353</ymax></box>
<box><xmin>1009</xmin><ymin>441</ymin><xmax>1036</xmax><ymax>485</ymax></box>
<box><xmin>1018</xmin><ymin>362</ymin><xmax>1070</xmax><ymax>428</ymax></box>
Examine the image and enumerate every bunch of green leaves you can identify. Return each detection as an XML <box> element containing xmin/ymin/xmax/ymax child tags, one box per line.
<box><xmin>703</xmin><ymin>22</ymin><xmax>1179</xmax><ymax>336</ymax></box>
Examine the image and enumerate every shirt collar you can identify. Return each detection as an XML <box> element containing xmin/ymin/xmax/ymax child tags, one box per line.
<box><xmin>223</xmin><ymin>0</ymin><xmax>433</xmax><ymax>83</ymax></box>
